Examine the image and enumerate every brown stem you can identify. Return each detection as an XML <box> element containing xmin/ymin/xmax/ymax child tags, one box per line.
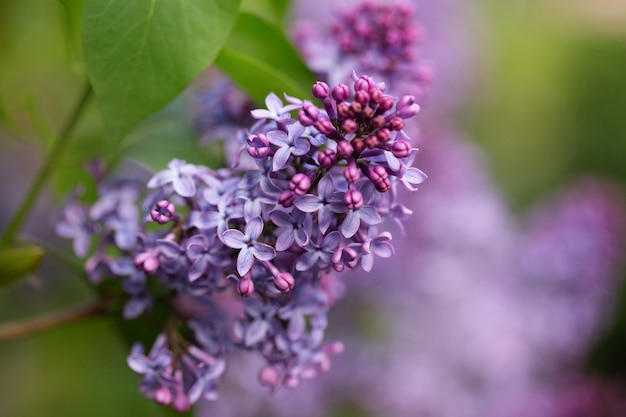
<box><xmin>0</xmin><ymin>299</ymin><xmax>107</xmax><ymax>342</ymax></box>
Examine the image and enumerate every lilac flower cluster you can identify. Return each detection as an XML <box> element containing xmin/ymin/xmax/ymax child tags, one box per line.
<box><xmin>56</xmin><ymin>73</ymin><xmax>425</xmax><ymax>410</ymax></box>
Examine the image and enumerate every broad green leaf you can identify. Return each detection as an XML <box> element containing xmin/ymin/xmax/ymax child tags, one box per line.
<box><xmin>215</xmin><ymin>12</ymin><xmax>315</xmax><ymax>105</ymax></box>
<box><xmin>0</xmin><ymin>244</ymin><xmax>44</xmax><ymax>288</ymax></box>
<box><xmin>81</xmin><ymin>0</ymin><xmax>241</xmax><ymax>141</ymax></box>
<box><xmin>241</xmin><ymin>0</ymin><xmax>290</xmax><ymax>25</ymax></box>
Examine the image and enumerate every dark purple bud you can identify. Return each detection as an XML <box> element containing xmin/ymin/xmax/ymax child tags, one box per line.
<box><xmin>298</xmin><ymin>103</ymin><xmax>320</xmax><ymax>126</ymax></box>
<box><xmin>369</xmin><ymin>87</ymin><xmax>383</xmax><ymax>103</ymax></box>
<box><xmin>150</xmin><ymin>200</ymin><xmax>176</xmax><ymax>224</ymax></box>
<box><xmin>274</xmin><ymin>272</ymin><xmax>295</xmax><ymax>292</ymax></box>
<box><xmin>372</xmin><ymin>115</ymin><xmax>385</xmax><ymax>128</ymax></box>
<box><xmin>135</xmin><ymin>251</ymin><xmax>159</xmax><ymax>274</ymax></box>
<box><xmin>312</xmin><ymin>81</ymin><xmax>330</xmax><ymax>99</ymax></box>
<box><xmin>259</xmin><ymin>365</ymin><xmax>281</xmax><ymax>389</ymax></box>
<box><xmin>367</xmin><ymin>165</ymin><xmax>391</xmax><ymax>192</ymax></box>
<box><xmin>314</xmin><ymin>118</ymin><xmax>334</xmax><ymax>135</ymax></box>
<box><xmin>352</xmin><ymin>138</ymin><xmax>366</xmax><ymax>155</ymax></box>
<box><xmin>355</xmin><ymin>90</ymin><xmax>370</xmax><ymax>105</ymax></box>
<box><xmin>341</xmin><ymin>118</ymin><xmax>357</xmax><ymax>134</ymax></box>
<box><xmin>343</xmin><ymin>189</ymin><xmax>363</xmax><ymax>210</ymax></box>
<box><xmin>332</xmin><ymin>84</ymin><xmax>350</xmax><ymax>102</ymax></box>
<box><xmin>278</xmin><ymin>191</ymin><xmax>296</xmax><ymax>208</ymax></box>
<box><xmin>365</xmin><ymin>135</ymin><xmax>378</xmax><ymax>149</ymax></box>
<box><xmin>337</xmin><ymin>140</ymin><xmax>354</xmax><ymax>159</ymax></box>
<box><xmin>396</xmin><ymin>95</ymin><xmax>420</xmax><ymax>119</ymax></box>
<box><xmin>247</xmin><ymin>133</ymin><xmax>271</xmax><ymax>158</ymax></box>
<box><xmin>318</xmin><ymin>149</ymin><xmax>337</xmax><ymax>168</ymax></box>
<box><xmin>388</xmin><ymin>116</ymin><xmax>405</xmax><ymax>131</ymax></box>
<box><xmin>392</xmin><ymin>140</ymin><xmax>411</xmax><ymax>158</ymax></box>
<box><xmin>376</xmin><ymin>128</ymin><xmax>391</xmax><ymax>143</ymax></box>
<box><xmin>237</xmin><ymin>277</ymin><xmax>254</xmax><ymax>297</ymax></box>
<box><xmin>362</xmin><ymin>106</ymin><xmax>374</xmax><ymax>119</ymax></box>
<box><xmin>378</xmin><ymin>95</ymin><xmax>394</xmax><ymax>112</ymax></box>
<box><xmin>289</xmin><ymin>173</ymin><xmax>312</xmax><ymax>196</ymax></box>
<box><xmin>344</xmin><ymin>162</ymin><xmax>360</xmax><ymax>183</ymax></box>
<box><xmin>337</xmin><ymin>102</ymin><xmax>351</xmax><ymax>118</ymax></box>
<box><xmin>349</xmin><ymin>101</ymin><xmax>362</xmax><ymax>115</ymax></box>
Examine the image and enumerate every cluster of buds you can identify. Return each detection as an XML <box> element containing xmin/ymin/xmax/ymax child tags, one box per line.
<box><xmin>56</xmin><ymin>72</ymin><xmax>425</xmax><ymax>410</ymax></box>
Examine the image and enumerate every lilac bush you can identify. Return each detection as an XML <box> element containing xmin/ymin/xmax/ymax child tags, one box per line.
<box><xmin>56</xmin><ymin>71</ymin><xmax>426</xmax><ymax>410</ymax></box>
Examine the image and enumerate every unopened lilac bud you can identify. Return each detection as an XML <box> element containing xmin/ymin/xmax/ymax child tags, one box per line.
<box><xmin>365</xmin><ymin>135</ymin><xmax>378</xmax><ymax>149</ymax></box>
<box><xmin>246</xmin><ymin>133</ymin><xmax>271</xmax><ymax>158</ymax></box>
<box><xmin>324</xmin><ymin>340</ymin><xmax>345</xmax><ymax>355</ymax></box>
<box><xmin>259</xmin><ymin>365</ymin><xmax>281</xmax><ymax>388</ymax></box>
<box><xmin>362</xmin><ymin>106</ymin><xmax>374</xmax><ymax>118</ymax></box>
<box><xmin>376</xmin><ymin>127</ymin><xmax>391</xmax><ymax>143</ymax></box>
<box><xmin>318</xmin><ymin>149</ymin><xmax>337</xmax><ymax>168</ymax></box>
<box><xmin>352</xmin><ymin>138</ymin><xmax>366</xmax><ymax>154</ymax></box>
<box><xmin>372</xmin><ymin>115</ymin><xmax>385</xmax><ymax>128</ymax></box>
<box><xmin>332</xmin><ymin>246</ymin><xmax>359</xmax><ymax>272</ymax></box>
<box><xmin>396</xmin><ymin>95</ymin><xmax>420</xmax><ymax>118</ymax></box>
<box><xmin>332</xmin><ymin>84</ymin><xmax>350</xmax><ymax>102</ymax></box>
<box><xmin>274</xmin><ymin>272</ymin><xmax>295</xmax><ymax>292</ymax></box>
<box><xmin>388</xmin><ymin>116</ymin><xmax>405</xmax><ymax>131</ymax></box>
<box><xmin>151</xmin><ymin>200</ymin><xmax>176</xmax><ymax>224</ymax></box>
<box><xmin>278</xmin><ymin>191</ymin><xmax>296</xmax><ymax>208</ymax></box>
<box><xmin>314</xmin><ymin>118</ymin><xmax>334</xmax><ymax>135</ymax></box>
<box><xmin>354</xmin><ymin>75</ymin><xmax>373</xmax><ymax>92</ymax></box>
<box><xmin>355</xmin><ymin>90</ymin><xmax>370</xmax><ymax>105</ymax></box>
<box><xmin>369</xmin><ymin>87</ymin><xmax>383</xmax><ymax>103</ymax></box>
<box><xmin>337</xmin><ymin>141</ymin><xmax>353</xmax><ymax>159</ymax></box>
<box><xmin>367</xmin><ymin>165</ymin><xmax>391</xmax><ymax>192</ymax></box>
<box><xmin>312</xmin><ymin>81</ymin><xmax>329</xmax><ymax>99</ymax></box>
<box><xmin>349</xmin><ymin>101</ymin><xmax>362</xmax><ymax>114</ymax></box>
<box><xmin>135</xmin><ymin>251</ymin><xmax>159</xmax><ymax>274</ymax></box>
<box><xmin>154</xmin><ymin>387</ymin><xmax>172</xmax><ymax>405</ymax></box>
<box><xmin>378</xmin><ymin>95</ymin><xmax>394</xmax><ymax>112</ymax></box>
<box><xmin>337</xmin><ymin>102</ymin><xmax>351</xmax><ymax>118</ymax></box>
<box><xmin>237</xmin><ymin>277</ymin><xmax>254</xmax><ymax>297</ymax></box>
<box><xmin>343</xmin><ymin>189</ymin><xmax>363</xmax><ymax>209</ymax></box>
<box><xmin>284</xmin><ymin>374</ymin><xmax>300</xmax><ymax>388</ymax></box>
<box><xmin>289</xmin><ymin>173</ymin><xmax>311</xmax><ymax>196</ymax></box>
<box><xmin>344</xmin><ymin>162</ymin><xmax>360</xmax><ymax>183</ymax></box>
<box><xmin>392</xmin><ymin>140</ymin><xmax>411</xmax><ymax>158</ymax></box>
<box><xmin>298</xmin><ymin>103</ymin><xmax>320</xmax><ymax>126</ymax></box>
<box><xmin>342</xmin><ymin>118</ymin><xmax>357</xmax><ymax>134</ymax></box>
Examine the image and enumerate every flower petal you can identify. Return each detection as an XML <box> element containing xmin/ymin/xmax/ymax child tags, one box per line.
<box><xmin>222</xmin><ymin>229</ymin><xmax>247</xmax><ymax>249</ymax></box>
<box><xmin>237</xmin><ymin>247</ymin><xmax>255</xmax><ymax>276</ymax></box>
<box><xmin>252</xmin><ymin>242</ymin><xmax>276</xmax><ymax>261</ymax></box>
<box><xmin>341</xmin><ymin>211</ymin><xmax>361</xmax><ymax>238</ymax></box>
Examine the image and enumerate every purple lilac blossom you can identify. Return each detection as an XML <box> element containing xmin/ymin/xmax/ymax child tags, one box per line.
<box><xmin>56</xmin><ymin>72</ymin><xmax>425</xmax><ymax>410</ymax></box>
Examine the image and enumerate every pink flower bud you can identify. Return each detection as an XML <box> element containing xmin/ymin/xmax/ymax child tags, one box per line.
<box><xmin>392</xmin><ymin>140</ymin><xmax>411</xmax><ymax>158</ymax></box>
<box><xmin>154</xmin><ymin>387</ymin><xmax>172</xmax><ymax>405</ymax></box>
<box><xmin>314</xmin><ymin>118</ymin><xmax>334</xmax><ymax>135</ymax></box>
<box><xmin>378</xmin><ymin>95</ymin><xmax>394</xmax><ymax>112</ymax></box>
<box><xmin>278</xmin><ymin>191</ymin><xmax>296</xmax><ymax>208</ymax></box>
<box><xmin>388</xmin><ymin>116</ymin><xmax>405</xmax><ymax>131</ymax></box>
<box><xmin>396</xmin><ymin>95</ymin><xmax>420</xmax><ymax>119</ymax></box>
<box><xmin>332</xmin><ymin>84</ymin><xmax>350</xmax><ymax>102</ymax></box>
<box><xmin>343</xmin><ymin>189</ymin><xmax>363</xmax><ymax>210</ymax></box>
<box><xmin>312</xmin><ymin>81</ymin><xmax>329</xmax><ymax>99</ymax></box>
<box><xmin>274</xmin><ymin>272</ymin><xmax>295</xmax><ymax>292</ymax></box>
<box><xmin>237</xmin><ymin>277</ymin><xmax>254</xmax><ymax>297</ymax></box>
<box><xmin>341</xmin><ymin>118</ymin><xmax>357</xmax><ymax>134</ymax></box>
<box><xmin>344</xmin><ymin>162</ymin><xmax>361</xmax><ymax>183</ymax></box>
<box><xmin>289</xmin><ymin>173</ymin><xmax>311</xmax><ymax>196</ymax></box>
<box><xmin>298</xmin><ymin>103</ymin><xmax>320</xmax><ymax>126</ymax></box>
<box><xmin>259</xmin><ymin>365</ymin><xmax>281</xmax><ymax>389</ymax></box>
<box><xmin>367</xmin><ymin>165</ymin><xmax>391</xmax><ymax>192</ymax></box>
<box><xmin>336</xmin><ymin>141</ymin><xmax>354</xmax><ymax>159</ymax></box>
<box><xmin>318</xmin><ymin>149</ymin><xmax>337</xmax><ymax>169</ymax></box>
<box><xmin>246</xmin><ymin>133</ymin><xmax>271</xmax><ymax>158</ymax></box>
<box><xmin>151</xmin><ymin>200</ymin><xmax>176</xmax><ymax>224</ymax></box>
<box><xmin>355</xmin><ymin>90</ymin><xmax>370</xmax><ymax>105</ymax></box>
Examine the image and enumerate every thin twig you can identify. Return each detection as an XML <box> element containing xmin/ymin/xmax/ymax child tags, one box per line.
<box><xmin>0</xmin><ymin>299</ymin><xmax>107</xmax><ymax>342</ymax></box>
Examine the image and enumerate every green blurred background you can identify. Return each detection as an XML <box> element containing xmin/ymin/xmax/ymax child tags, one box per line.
<box><xmin>1</xmin><ymin>0</ymin><xmax>626</xmax><ymax>415</ymax></box>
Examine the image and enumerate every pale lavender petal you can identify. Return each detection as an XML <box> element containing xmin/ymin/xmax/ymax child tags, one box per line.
<box><xmin>188</xmin><ymin>257</ymin><xmax>209</xmax><ymax>281</ymax></box>
<box><xmin>291</xmin><ymin>138</ymin><xmax>311</xmax><ymax>156</ymax></box>
<box><xmin>361</xmin><ymin>253</ymin><xmax>374</xmax><ymax>272</ymax></box>
<box><xmin>272</xmin><ymin>147</ymin><xmax>291</xmax><ymax>171</ymax></box>
<box><xmin>172</xmin><ymin>174</ymin><xmax>196</xmax><ymax>197</ymax></box>
<box><xmin>147</xmin><ymin>170</ymin><xmax>174</xmax><ymax>189</ymax></box>
<box><xmin>222</xmin><ymin>229</ymin><xmax>247</xmax><ymax>249</ymax></box>
<box><xmin>252</xmin><ymin>242</ymin><xmax>276</xmax><ymax>261</ymax></box>
<box><xmin>245</xmin><ymin>320</ymin><xmax>269</xmax><ymax>346</ymax></box>
<box><xmin>265</xmin><ymin>92</ymin><xmax>283</xmax><ymax>114</ymax></box>
<box><xmin>127</xmin><ymin>354</ymin><xmax>151</xmax><ymax>374</ymax></box>
<box><xmin>287</xmin><ymin>314</ymin><xmax>306</xmax><ymax>341</ymax></box>
<box><xmin>296</xmin><ymin>251</ymin><xmax>319</xmax><ymax>271</ymax></box>
<box><xmin>373</xmin><ymin>241</ymin><xmax>394</xmax><ymax>258</ymax></box>
<box><xmin>250</xmin><ymin>109</ymin><xmax>274</xmax><ymax>119</ymax></box>
<box><xmin>359</xmin><ymin>207</ymin><xmax>382</xmax><ymax>225</ymax></box>
<box><xmin>321</xmin><ymin>231</ymin><xmax>341</xmax><ymax>251</ymax></box>
<box><xmin>276</xmin><ymin>230</ymin><xmax>294</xmax><ymax>251</ymax></box>
<box><xmin>385</xmin><ymin>151</ymin><xmax>401</xmax><ymax>172</ymax></box>
<box><xmin>267</xmin><ymin>130</ymin><xmax>290</xmax><ymax>146</ymax></box>
<box><xmin>269</xmin><ymin>210</ymin><xmax>292</xmax><ymax>227</ymax></box>
<box><xmin>294</xmin><ymin>227</ymin><xmax>309</xmax><ymax>247</ymax></box>
<box><xmin>317</xmin><ymin>175</ymin><xmax>334</xmax><ymax>199</ymax></box>
<box><xmin>245</xmin><ymin>217</ymin><xmax>264</xmax><ymax>240</ymax></box>
<box><xmin>342</xmin><ymin>211</ymin><xmax>361</xmax><ymax>238</ymax></box>
<box><xmin>402</xmin><ymin>167</ymin><xmax>428</xmax><ymax>188</ymax></box>
<box><xmin>294</xmin><ymin>195</ymin><xmax>322</xmax><ymax>212</ymax></box>
<box><xmin>157</xmin><ymin>240</ymin><xmax>181</xmax><ymax>257</ymax></box>
<box><xmin>237</xmin><ymin>246</ymin><xmax>255</xmax><ymax>276</ymax></box>
<box><xmin>318</xmin><ymin>206</ymin><xmax>333</xmax><ymax>234</ymax></box>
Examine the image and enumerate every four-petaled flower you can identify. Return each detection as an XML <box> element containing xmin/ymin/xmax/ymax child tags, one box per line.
<box><xmin>222</xmin><ymin>217</ymin><xmax>276</xmax><ymax>276</ymax></box>
<box><xmin>266</xmin><ymin>123</ymin><xmax>311</xmax><ymax>171</ymax></box>
<box><xmin>147</xmin><ymin>159</ymin><xmax>207</xmax><ymax>198</ymax></box>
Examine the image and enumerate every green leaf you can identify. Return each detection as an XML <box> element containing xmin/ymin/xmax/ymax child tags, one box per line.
<box><xmin>215</xmin><ymin>12</ymin><xmax>315</xmax><ymax>105</ymax></box>
<box><xmin>240</xmin><ymin>0</ymin><xmax>290</xmax><ymax>25</ymax></box>
<box><xmin>58</xmin><ymin>0</ymin><xmax>85</xmax><ymax>66</ymax></box>
<box><xmin>0</xmin><ymin>244</ymin><xmax>45</xmax><ymax>288</ymax></box>
<box><xmin>81</xmin><ymin>0</ymin><xmax>241</xmax><ymax>141</ymax></box>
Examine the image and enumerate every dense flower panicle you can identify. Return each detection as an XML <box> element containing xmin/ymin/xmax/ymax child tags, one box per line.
<box><xmin>56</xmin><ymin>72</ymin><xmax>425</xmax><ymax>410</ymax></box>
<box><xmin>294</xmin><ymin>1</ymin><xmax>433</xmax><ymax>99</ymax></box>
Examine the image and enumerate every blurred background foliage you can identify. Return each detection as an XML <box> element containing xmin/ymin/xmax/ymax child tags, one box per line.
<box><xmin>1</xmin><ymin>0</ymin><xmax>626</xmax><ymax>415</ymax></box>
